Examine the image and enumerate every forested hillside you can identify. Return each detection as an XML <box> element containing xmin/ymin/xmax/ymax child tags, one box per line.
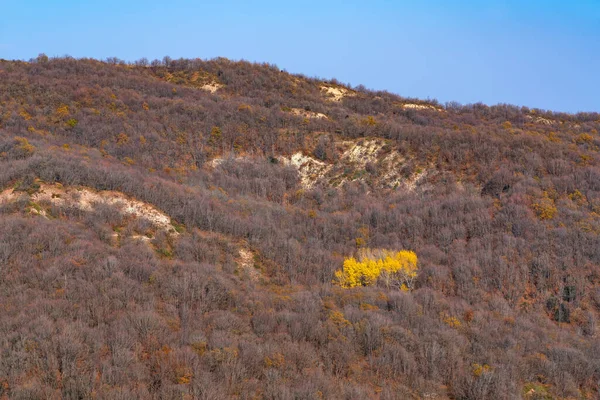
<box><xmin>1</xmin><ymin>55</ymin><xmax>599</xmax><ymax>399</ymax></box>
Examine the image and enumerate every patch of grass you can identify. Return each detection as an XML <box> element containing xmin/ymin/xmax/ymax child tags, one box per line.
<box><xmin>523</xmin><ymin>382</ymin><xmax>553</xmax><ymax>399</ymax></box>
<box><xmin>13</xmin><ymin>178</ymin><xmax>41</xmax><ymax>195</ymax></box>
<box><xmin>351</xmin><ymin>170</ymin><xmax>367</xmax><ymax>180</ymax></box>
<box><xmin>156</xmin><ymin>248</ymin><xmax>173</xmax><ymax>258</ymax></box>
<box><xmin>28</xmin><ymin>202</ymin><xmax>42</xmax><ymax>212</ymax></box>
<box><xmin>172</xmin><ymin>221</ymin><xmax>186</xmax><ymax>234</ymax></box>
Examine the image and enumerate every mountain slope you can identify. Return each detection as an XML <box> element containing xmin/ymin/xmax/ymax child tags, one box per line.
<box><xmin>0</xmin><ymin>56</ymin><xmax>599</xmax><ymax>399</ymax></box>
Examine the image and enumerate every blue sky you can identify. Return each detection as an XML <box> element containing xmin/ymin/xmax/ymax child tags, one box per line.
<box><xmin>1</xmin><ymin>0</ymin><xmax>599</xmax><ymax>113</ymax></box>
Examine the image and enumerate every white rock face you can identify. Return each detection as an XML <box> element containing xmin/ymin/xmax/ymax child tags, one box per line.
<box><xmin>289</xmin><ymin>108</ymin><xmax>328</xmax><ymax>120</ymax></box>
<box><xmin>200</xmin><ymin>82</ymin><xmax>223</xmax><ymax>93</ymax></box>
<box><xmin>280</xmin><ymin>139</ymin><xmax>428</xmax><ymax>191</ymax></box>
<box><xmin>401</xmin><ymin>103</ymin><xmax>444</xmax><ymax>112</ymax></box>
<box><xmin>0</xmin><ymin>183</ymin><xmax>177</xmax><ymax>234</ymax></box>
<box><xmin>320</xmin><ymin>85</ymin><xmax>355</xmax><ymax>102</ymax></box>
<box><xmin>525</xmin><ymin>115</ymin><xmax>556</xmax><ymax>125</ymax></box>
<box><xmin>280</xmin><ymin>152</ymin><xmax>332</xmax><ymax>189</ymax></box>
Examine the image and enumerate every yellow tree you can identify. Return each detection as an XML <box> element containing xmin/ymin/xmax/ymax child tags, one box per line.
<box><xmin>334</xmin><ymin>249</ymin><xmax>418</xmax><ymax>290</ymax></box>
<box><xmin>378</xmin><ymin>250</ymin><xmax>418</xmax><ymax>291</ymax></box>
<box><xmin>334</xmin><ymin>257</ymin><xmax>380</xmax><ymax>288</ymax></box>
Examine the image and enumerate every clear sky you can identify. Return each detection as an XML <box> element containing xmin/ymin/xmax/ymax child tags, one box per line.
<box><xmin>1</xmin><ymin>0</ymin><xmax>599</xmax><ymax>113</ymax></box>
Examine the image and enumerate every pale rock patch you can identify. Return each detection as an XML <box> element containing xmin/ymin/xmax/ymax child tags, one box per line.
<box><xmin>238</xmin><ymin>248</ymin><xmax>260</xmax><ymax>282</ymax></box>
<box><xmin>107</xmin><ymin>232</ymin><xmax>120</xmax><ymax>247</ymax></box>
<box><xmin>401</xmin><ymin>103</ymin><xmax>445</xmax><ymax>112</ymax></box>
<box><xmin>338</xmin><ymin>139</ymin><xmax>426</xmax><ymax>191</ymax></box>
<box><xmin>207</xmin><ymin>155</ymin><xmax>248</xmax><ymax>169</ymax></box>
<box><xmin>131</xmin><ymin>234</ymin><xmax>152</xmax><ymax>243</ymax></box>
<box><xmin>525</xmin><ymin>115</ymin><xmax>556</xmax><ymax>125</ymax></box>
<box><xmin>320</xmin><ymin>85</ymin><xmax>355</xmax><ymax>102</ymax></box>
<box><xmin>200</xmin><ymin>82</ymin><xmax>223</xmax><ymax>93</ymax></box>
<box><xmin>289</xmin><ymin>108</ymin><xmax>328</xmax><ymax>120</ymax></box>
<box><xmin>280</xmin><ymin>138</ymin><xmax>428</xmax><ymax>191</ymax></box>
<box><xmin>340</xmin><ymin>139</ymin><xmax>386</xmax><ymax>167</ymax></box>
<box><xmin>403</xmin><ymin>169</ymin><xmax>428</xmax><ymax>192</ymax></box>
<box><xmin>0</xmin><ymin>184</ymin><xmax>177</xmax><ymax>234</ymax></box>
<box><xmin>0</xmin><ymin>190</ymin><xmax>19</xmax><ymax>204</ymax></box>
<box><xmin>378</xmin><ymin>151</ymin><xmax>409</xmax><ymax>189</ymax></box>
<box><xmin>201</xmin><ymin>139</ymin><xmax>429</xmax><ymax>192</ymax></box>
<box><xmin>280</xmin><ymin>152</ymin><xmax>332</xmax><ymax>189</ymax></box>
<box><xmin>208</xmin><ymin>157</ymin><xmax>227</xmax><ymax>168</ymax></box>
<box><xmin>536</xmin><ymin>117</ymin><xmax>555</xmax><ymax>125</ymax></box>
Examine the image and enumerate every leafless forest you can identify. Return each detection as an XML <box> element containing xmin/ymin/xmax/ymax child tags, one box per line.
<box><xmin>0</xmin><ymin>56</ymin><xmax>599</xmax><ymax>399</ymax></box>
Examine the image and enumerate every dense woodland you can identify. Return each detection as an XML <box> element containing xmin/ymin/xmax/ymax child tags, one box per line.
<box><xmin>0</xmin><ymin>55</ymin><xmax>600</xmax><ymax>399</ymax></box>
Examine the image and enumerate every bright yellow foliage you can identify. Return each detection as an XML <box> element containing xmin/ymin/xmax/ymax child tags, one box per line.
<box><xmin>568</xmin><ymin>189</ymin><xmax>587</xmax><ymax>206</ymax></box>
<box><xmin>57</xmin><ymin>104</ymin><xmax>70</xmax><ymax>117</ymax></box>
<box><xmin>547</xmin><ymin>131</ymin><xmax>561</xmax><ymax>143</ymax></box>
<box><xmin>190</xmin><ymin>341</ymin><xmax>207</xmax><ymax>356</ymax></box>
<box><xmin>264</xmin><ymin>353</ymin><xmax>285</xmax><ymax>369</ymax></box>
<box><xmin>116</xmin><ymin>132</ymin><xmax>129</xmax><ymax>145</ymax></box>
<box><xmin>19</xmin><ymin>109</ymin><xmax>32</xmax><ymax>121</ymax></box>
<box><xmin>360</xmin><ymin>116</ymin><xmax>378</xmax><ymax>126</ymax></box>
<box><xmin>443</xmin><ymin>315</ymin><xmax>462</xmax><ymax>328</ymax></box>
<box><xmin>575</xmin><ymin>133</ymin><xmax>593</xmax><ymax>144</ymax></box>
<box><xmin>580</xmin><ymin>154</ymin><xmax>592</xmax><ymax>165</ymax></box>
<box><xmin>472</xmin><ymin>363</ymin><xmax>492</xmax><ymax>377</ymax></box>
<box><xmin>532</xmin><ymin>192</ymin><xmax>557</xmax><ymax>220</ymax></box>
<box><xmin>328</xmin><ymin>310</ymin><xmax>351</xmax><ymax>327</ymax></box>
<box><xmin>334</xmin><ymin>249</ymin><xmax>418</xmax><ymax>290</ymax></box>
<box><xmin>175</xmin><ymin>366</ymin><xmax>192</xmax><ymax>384</ymax></box>
<box><xmin>210</xmin><ymin>126</ymin><xmax>222</xmax><ymax>143</ymax></box>
<box><xmin>14</xmin><ymin>137</ymin><xmax>35</xmax><ymax>157</ymax></box>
